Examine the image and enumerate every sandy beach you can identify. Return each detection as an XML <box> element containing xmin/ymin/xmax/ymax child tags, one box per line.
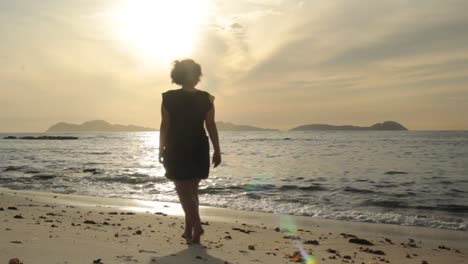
<box><xmin>0</xmin><ymin>187</ymin><xmax>466</xmax><ymax>264</ymax></box>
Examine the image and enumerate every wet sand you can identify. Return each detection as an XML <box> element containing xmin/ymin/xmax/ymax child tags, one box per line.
<box><xmin>0</xmin><ymin>187</ymin><xmax>466</xmax><ymax>264</ymax></box>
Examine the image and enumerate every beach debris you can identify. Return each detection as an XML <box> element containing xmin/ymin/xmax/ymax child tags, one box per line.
<box><xmin>248</xmin><ymin>245</ymin><xmax>255</xmax><ymax>250</ymax></box>
<box><xmin>327</xmin><ymin>249</ymin><xmax>338</xmax><ymax>254</ymax></box>
<box><xmin>10</xmin><ymin>241</ymin><xmax>22</xmax><ymax>244</ymax></box>
<box><xmin>287</xmin><ymin>251</ymin><xmax>309</xmax><ymax>263</ymax></box>
<box><xmin>359</xmin><ymin>247</ymin><xmax>385</xmax><ymax>255</ymax></box>
<box><xmin>7</xmin><ymin>206</ymin><xmax>18</xmax><ymax>210</ymax></box>
<box><xmin>83</xmin><ymin>220</ymin><xmax>97</xmax><ymax>224</ymax></box>
<box><xmin>0</xmin><ymin>207</ymin><xmax>4</xmax><ymax>211</ymax></box>
<box><xmin>232</xmin><ymin>227</ymin><xmax>255</xmax><ymax>234</ymax></box>
<box><xmin>437</xmin><ymin>245</ymin><xmax>461</xmax><ymax>253</ymax></box>
<box><xmin>283</xmin><ymin>235</ymin><xmax>300</xmax><ymax>240</ymax></box>
<box><xmin>135</xmin><ymin>230</ymin><xmax>142</xmax><ymax>235</ymax></box>
<box><xmin>422</xmin><ymin>261</ymin><xmax>428</xmax><ymax>264</ymax></box>
<box><xmin>139</xmin><ymin>249</ymin><xmax>157</xmax><ymax>254</ymax></box>
<box><xmin>154</xmin><ymin>212</ymin><xmax>167</xmax><ymax>216</ymax></box>
<box><xmin>116</xmin><ymin>255</ymin><xmax>137</xmax><ymax>262</ymax></box>
<box><xmin>46</xmin><ymin>212</ymin><xmax>61</xmax><ymax>216</ymax></box>
<box><xmin>401</xmin><ymin>241</ymin><xmax>419</xmax><ymax>248</ymax></box>
<box><xmin>13</xmin><ymin>215</ymin><xmax>23</xmax><ymax>219</ymax></box>
<box><xmin>195</xmin><ymin>256</ymin><xmax>203</xmax><ymax>259</ymax></box>
<box><xmin>274</xmin><ymin>227</ymin><xmax>281</xmax><ymax>232</ymax></box>
<box><xmin>349</xmin><ymin>238</ymin><xmax>374</xmax><ymax>246</ymax></box>
<box><xmin>8</xmin><ymin>258</ymin><xmax>23</xmax><ymax>264</ymax></box>
<box><xmin>340</xmin><ymin>233</ymin><xmax>357</xmax><ymax>238</ymax></box>
<box><xmin>438</xmin><ymin>245</ymin><xmax>451</xmax><ymax>250</ymax></box>
<box><xmin>92</xmin><ymin>258</ymin><xmax>103</xmax><ymax>264</ymax></box>
<box><xmin>201</xmin><ymin>221</ymin><xmax>210</xmax><ymax>225</ymax></box>
<box><xmin>304</xmin><ymin>239</ymin><xmax>320</xmax><ymax>245</ymax></box>
<box><xmin>384</xmin><ymin>237</ymin><xmax>394</xmax><ymax>244</ymax></box>
<box><xmin>119</xmin><ymin>212</ymin><xmax>135</xmax><ymax>215</ymax></box>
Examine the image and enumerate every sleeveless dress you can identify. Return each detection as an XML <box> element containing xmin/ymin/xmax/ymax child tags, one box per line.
<box><xmin>162</xmin><ymin>89</ymin><xmax>213</xmax><ymax>181</ymax></box>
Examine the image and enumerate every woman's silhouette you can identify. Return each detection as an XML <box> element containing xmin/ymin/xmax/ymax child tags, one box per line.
<box><xmin>159</xmin><ymin>59</ymin><xmax>221</xmax><ymax>244</ymax></box>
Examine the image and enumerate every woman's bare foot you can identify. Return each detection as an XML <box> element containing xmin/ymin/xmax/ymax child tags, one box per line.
<box><xmin>192</xmin><ymin>227</ymin><xmax>204</xmax><ymax>244</ymax></box>
<box><xmin>181</xmin><ymin>232</ymin><xmax>192</xmax><ymax>241</ymax></box>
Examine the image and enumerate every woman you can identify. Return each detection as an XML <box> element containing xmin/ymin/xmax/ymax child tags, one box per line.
<box><xmin>159</xmin><ymin>59</ymin><xmax>221</xmax><ymax>244</ymax></box>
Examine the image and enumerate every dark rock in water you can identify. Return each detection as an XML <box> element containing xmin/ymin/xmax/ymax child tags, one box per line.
<box><xmin>349</xmin><ymin>238</ymin><xmax>374</xmax><ymax>245</ymax></box>
<box><xmin>83</xmin><ymin>168</ymin><xmax>99</xmax><ymax>173</ymax></box>
<box><xmin>384</xmin><ymin>171</ymin><xmax>408</xmax><ymax>175</ymax></box>
<box><xmin>4</xmin><ymin>136</ymin><xmax>78</xmax><ymax>140</ymax></box>
<box><xmin>32</xmin><ymin>174</ymin><xmax>56</xmax><ymax>180</ymax></box>
<box><xmin>4</xmin><ymin>166</ymin><xmax>24</xmax><ymax>172</ymax></box>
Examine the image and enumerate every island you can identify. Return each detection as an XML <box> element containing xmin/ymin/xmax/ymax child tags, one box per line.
<box><xmin>46</xmin><ymin>120</ymin><xmax>156</xmax><ymax>132</ymax></box>
<box><xmin>216</xmin><ymin>121</ymin><xmax>277</xmax><ymax>131</ymax></box>
<box><xmin>290</xmin><ymin>121</ymin><xmax>408</xmax><ymax>131</ymax></box>
<box><xmin>45</xmin><ymin>120</ymin><xmax>277</xmax><ymax>132</ymax></box>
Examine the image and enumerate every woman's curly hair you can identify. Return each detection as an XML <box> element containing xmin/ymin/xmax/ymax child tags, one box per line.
<box><xmin>170</xmin><ymin>59</ymin><xmax>203</xmax><ymax>85</ymax></box>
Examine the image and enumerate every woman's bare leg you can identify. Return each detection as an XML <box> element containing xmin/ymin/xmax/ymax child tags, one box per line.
<box><xmin>174</xmin><ymin>180</ymin><xmax>193</xmax><ymax>240</ymax></box>
<box><xmin>190</xmin><ymin>179</ymin><xmax>204</xmax><ymax>243</ymax></box>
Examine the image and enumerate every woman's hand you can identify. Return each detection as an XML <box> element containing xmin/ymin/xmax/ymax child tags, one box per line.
<box><xmin>212</xmin><ymin>151</ymin><xmax>221</xmax><ymax>168</ymax></box>
<box><xmin>158</xmin><ymin>148</ymin><xmax>165</xmax><ymax>164</ymax></box>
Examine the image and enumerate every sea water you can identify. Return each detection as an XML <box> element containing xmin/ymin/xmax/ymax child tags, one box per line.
<box><xmin>0</xmin><ymin>131</ymin><xmax>467</xmax><ymax>230</ymax></box>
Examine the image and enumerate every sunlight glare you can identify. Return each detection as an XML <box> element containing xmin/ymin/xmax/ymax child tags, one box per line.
<box><xmin>112</xmin><ymin>0</ymin><xmax>211</xmax><ymax>65</ymax></box>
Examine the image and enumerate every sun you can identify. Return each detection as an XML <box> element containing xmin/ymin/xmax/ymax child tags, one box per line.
<box><xmin>111</xmin><ymin>0</ymin><xmax>211</xmax><ymax>65</ymax></box>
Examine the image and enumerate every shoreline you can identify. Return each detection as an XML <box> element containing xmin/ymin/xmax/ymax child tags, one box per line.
<box><xmin>1</xmin><ymin>187</ymin><xmax>467</xmax><ymax>263</ymax></box>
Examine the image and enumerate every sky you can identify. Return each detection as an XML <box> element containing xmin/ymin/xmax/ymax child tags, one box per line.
<box><xmin>1</xmin><ymin>0</ymin><xmax>468</xmax><ymax>132</ymax></box>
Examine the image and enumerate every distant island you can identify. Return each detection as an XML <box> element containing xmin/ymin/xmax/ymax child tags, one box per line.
<box><xmin>46</xmin><ymin>120</ymin><xmax>156</xmax><ymax>132</ymax></box>
<box><xmin>46</xmin><ymin>120</ymin><xmax>276</xmax><ymax>132</ymax></box>
<box><xmin>216</xmin><ymin>121</ymin><xmax>277</xmax><ymax>131</ymax></box>
<box><xmin>46</xmin><ymin>120</ymin><xmax>407</xmax><ymax>132</ymax></box>
<box><xmin>290</xmin><ymin>121</ymin><xmax>408</xmax><ymax>131</ymax></box>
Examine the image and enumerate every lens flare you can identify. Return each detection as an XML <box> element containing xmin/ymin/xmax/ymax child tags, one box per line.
<box><xmin>280</xmin><ymin>215</ymin><xmax>317</xmax><ymax>264</ymax></box>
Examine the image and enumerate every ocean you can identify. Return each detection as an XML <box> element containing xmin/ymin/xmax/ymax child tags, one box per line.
<box><xmin>0</xmin><ymin>131</ymin><xmax>467</xmax><ymax>230</ymax></box>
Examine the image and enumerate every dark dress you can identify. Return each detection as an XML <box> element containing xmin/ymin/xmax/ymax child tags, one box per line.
<box><xmin>162</xmin><ymin>89</ymin><xmax>213</xmax><ymax>181</ymax></box>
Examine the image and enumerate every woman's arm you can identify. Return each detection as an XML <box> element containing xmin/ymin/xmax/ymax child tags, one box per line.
<box><xmin>159</xmin><ymin>103</ymin><xmax>170</xmax><ymax>163</ymax></box>
<box><xmin>205</xmin><ymin>105</ymin><xmax>221</xmax><ymax>167</ymax></box>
